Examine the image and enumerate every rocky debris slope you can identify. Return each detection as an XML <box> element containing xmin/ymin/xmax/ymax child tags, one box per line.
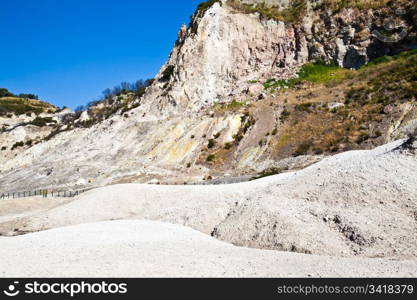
<box><xmin>1</xmin><ymin>220</ymin><xmax>416</xmax><ymax>277</ymax></box>
<box><xmin>211</xmin><ymin>139</ymin><xmax>417</xmax><ymax>258</ymax></box>
<box><xmin>1</xmin><ymin>140</ymin><xmax>416</xmax><ymax>260</ymax></box>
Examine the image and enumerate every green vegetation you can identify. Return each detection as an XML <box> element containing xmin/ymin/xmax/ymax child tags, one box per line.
<box><xmin>280</xmin><ymin>108</ymin><xmax>291</xmax><ymax>122</ymax></box>
<box><xmin>0</xmin><ymin>88</ymin><xmax>14</xmax><ymax>98</ymax></box>
<box><xmin>11</xmin><ymin>141</ymin><xmax>25</xmax><ymax>150</ymax></box>
<box><xmin>0</xmin><ymin>97</ymin><xmax>54</xmax><ymax>116</ymax></box>
<box><xmin>0</xmin><ymin>98</ymin><xmax>42</xmax><ymax>115</ymax></box>
<box><xmin>264</xmin><ymin>62</ymin><xmax>345</xmax><ymax>91</ymax></box>
<box><xmin>227</xmin><ymin>0</ymin><xmax>307</xmax><ymax>23</ymax></box>
<box><xmin>356</xmin><ymin>132</ymin><xmax>370</xmax><ymax>144</ymax></box>
<box><xmin>0</xmin><ymin>88</ymin><xmax>56</xmax><ymax>116</ymax></box>
<box><xmin>298</xmin><ymin>63</ymin><xmax>344</xmax><ymax>83</ymax></box>
<box><xmin>361</xmin><ymin>55</ymin><xmax>395</xmax><ymax>67</ymax></box>
<box><xmin>74</xmin><ymin>80</ymin><xmax>153</xmax><ymax>127</ymax></box>
<box><xmin>242</xmin><ymin>112</ymin><xmax>256</xmax><ymax>133</ymax></box>
<box><xmin>361</xmin><ymin>49</ymin><xmax>417</xmax><ymax>69</ymax></box>
<box><xmin>347</xmin><ymin>50</ymin><xmax>417</xmax><ymax>108</ymax></box>
<box><xmin>250</xmin><ymin>167</ymin><xmax>285</xmax><ymax>181</ymax></box>
<box><xmin>259</xmin><ymin>139</ymin><xmax>267</xmax><ymax>147</ymax></box>
<box><xmin>232</xmin><ymin>112</ymin><xmax>257</xmax><ymax>145</ymax></box>
<box><xmin>273</xmin><ymin>49</ymin><xmax>417</xmax><ymax>157</ymax></box>
<box><xmin>30</xmin><ymin>117</ymin><xmax>57</xmax><ymax>127</ymax></box>
<box><xmin>227</xmin><ymin>0</ymin><xmax>414</xmax><ymax>25</ymax></box>
<box><xmin>206</xmin><ymin>154</ymin><xmax>216</xmax><ymax>162</ymax></box>
<box><xmin>196</xmin><ymin>0</ymin><xmax>221</xmax><ymax>16</ymax></box>
<box><xmin>293</xmin><ymin>140</ymin><xmax>313</xmax><ymax>157</ymax></box>
<box><xmin>160</xmin><ymin>65</ymin><xmax>175</xmax><ymax>82</ymax></box>
<box><xmin>213</xmin><ymin>99</ymin><xmax>246</xmax><ymax>111</ymax></box>
<box><xmin>208</xmin><ymin>139</ymin><xmax>216</xmax><ymax>149</ymax></box>
<box><xmin>76</xmin><ymin>79</ymin><xmax>153</xmax><ymax>112</ymax></box>
<box><xmin>224</xmin><ymin>142</ymin><xmax>233</xmax><ymax>150</ymax></box>
<box><xmin>315</xmin><ymin>0</ymin><xmax>410</xmax><ymax>11</ymax></box>
<box><xmin>0</xmin><ymin>88</ymin><xmax>38</xmax><ymax>100</ymax></box>
<box><xmin>295</xmin><ymin>102</ymin><xmax>316</xmax><ymax>113</ymax></box>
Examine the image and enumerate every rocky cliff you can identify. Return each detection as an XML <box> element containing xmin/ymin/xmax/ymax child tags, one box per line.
<box><xmin>0</xmin><ymin>0</ymin><xmax>416</xmax><ymax>192</ymax></box>
<box><xmin>140</xmin><ymin>0</ymin><xmax>416</xmax><ymax>114</ymax></box>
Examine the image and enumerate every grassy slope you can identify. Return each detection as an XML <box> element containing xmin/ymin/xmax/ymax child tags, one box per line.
<box><xmin>226</xmin><ymin>0</ymin><xmax>415</xmax><ymax>23</ymax></box>
<box><xmin>0</xmin><ymin>97</ymin><xmax>57</xmax><ymax>116</ymax></box>
<box><xmin>204</xmin><ymin>50</ymin><xmax>416</xmax><ymax>167</ymax></box>
<box><xmin>273</xmin><ymin>50</ymin><xmax>417</xmax><ymax>157</ymax></box>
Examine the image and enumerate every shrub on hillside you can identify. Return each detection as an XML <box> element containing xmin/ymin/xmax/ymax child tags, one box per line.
<box><xmin>160</xmin><ymin>65</ymin><xmax>175</xmax><ymax>82</ymax></box>
<box><xmin>11</xmin><ymin>141</ymin><xmax>24</xmax><ymax>150</ymax></box>
<box><xmin>208</xmin><ymin>139</ymin><xmax>216</xmax><ymax>149</ymax></box>
<box><xmin>0</xmin><ymin>88</ymin><xmax>14</xmax><ymax>98</ymax></box>
<box><xmin>0</xmin><ymin>98</ymin><xmax>44</xmax><ymax>116</ymax></box>
<box><xmin>76</xmin><ymin>79</ymin><xmax>153</xmax><ymax>113</ymax></box>
<box><xmin>0</xmin><ymin>88</ymin><xmax>38</xmax><ymax>100</ymax></box>
<box><xmin>196</xmin><ymin>0</ymin><xmax>221</xmax><ymax>16</ymax></box>
<box><xmin>17</xmin><ymin>93</ymin><xmax>38</xmax><ymax>100</ymax></box>
<box><xmin>206</xmin><ymin>154</ymin><xmax>216</xmax><ymax>162</ymax></box>
<box><xmin>30</xmin><ymin>117</ymin><xmax>57</xmax><ymax>127</ymax></box>
<box><xmin>251</xmin><ymin>168</ymin><xmax>284</xmax><ymax>181</ymax></box>
<box><xmin>227</xmin><ymin>0</ymin><xmax>307</xmax><ymax>23</ymax></box>
<box><xmin>293</xmin><ymin>140</ymin><xmax>313</xmax><ymax>157</ymax></box>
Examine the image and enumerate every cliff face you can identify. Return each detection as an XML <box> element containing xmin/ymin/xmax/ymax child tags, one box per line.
<box><xmin>141</xmin><ymin>1</ymin><xmax>302</xmax><ymax>114</ymax></box>
<box><xmin>140</xmin><ymin>0</ymin><xmax>416</xmax><ymax>114</ymax></box>
<box><xmin>0</xmin><ymin>0</ymin><xmax>416</xmax><ymax>192</ymax></box>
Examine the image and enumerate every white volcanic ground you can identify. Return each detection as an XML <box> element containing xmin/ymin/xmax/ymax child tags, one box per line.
<box><xmin>1</xmin><ymin>220</ymin><xmax>416</xmax><ymax>278</ymax></box>
<box><xmin>0</xmin><ymin>139</ymin><xmax>416</xmax><ymax>277</ymax></box>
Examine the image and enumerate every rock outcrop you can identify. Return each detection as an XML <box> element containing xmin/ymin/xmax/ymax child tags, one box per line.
<box><xmin>140</xmin><ymin>0</ymin><xmax>416</xmax><ymax>114</ymax></box>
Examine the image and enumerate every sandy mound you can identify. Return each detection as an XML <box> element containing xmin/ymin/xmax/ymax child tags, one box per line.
<box><xmin>0</xmin><ymin>175</ymin><xmax>282</xmax><ymax>236</ymax></box>
<box><xmin>212</xmin><ymin>140</ymin><xmax>417</xmax><ymax>258</ymax></box>
<box><xmin>1</xmin><ymin>140</ymin><xmax>416</xmax><ymax>261</ymax></box>
<box><xmin>0</xmin><ymin>197</ymin><xmax>70</xmax><ymax>223</ymax></box>
<box><xmin>0</xmin><ymin>220</ymin><xmax>415</xmax><ymax>278</ymax></box>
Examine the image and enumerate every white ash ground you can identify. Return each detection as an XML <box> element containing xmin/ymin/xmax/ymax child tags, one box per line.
<box><xmin>0</xmin><ymin>140</ymin><xmax>416</xmax><ymax>277</ymax></box>
<box><xmin>0</xmin><ymin>220</ymin><xmax>416</xmax><ymax>278</ymax></box>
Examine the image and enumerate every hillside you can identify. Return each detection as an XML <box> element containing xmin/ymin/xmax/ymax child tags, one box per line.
<box><xmin>0</xmin><ymin>0</ymin><xmax>416</xmax><ymax>192</ymax></box>
<box><xmin>0</xmin><ymin>93</ymin><xmax>67</xmax><ymax>159</ymax></box>
<box><xmin>0</xmin><ymin>0</ymin><xmax>416</xmax><ymax>278</ymax></box>
<box><xmin>0</xmin><ymin>96</ymin><xmax>57</xmax><ymax>117</ymax></box>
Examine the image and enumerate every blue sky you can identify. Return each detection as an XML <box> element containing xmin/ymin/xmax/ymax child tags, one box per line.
<box><xmin>0</xmin><ymin>0</ymin><xmax>200</xmax><ymax>109</ymax></box>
